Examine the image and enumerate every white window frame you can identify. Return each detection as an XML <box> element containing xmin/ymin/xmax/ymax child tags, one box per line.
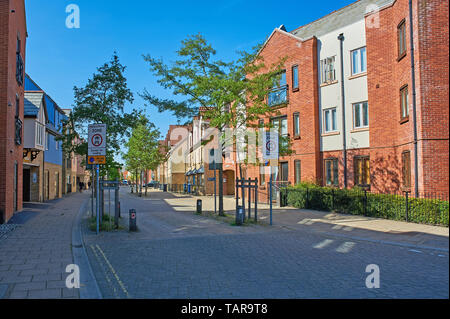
<box><xmin>352</xmin><ymin>101</ymin><xmax>369</xmax><ymax>129</ymax></box>
<box><xmin>320</xmin><ymin>56</ymin><xmax>336</xmax><ymax>84</ymax></box>
<box><xmin>323</xmin><ymin>108</ymin><xmax>338</xmax><ymax>133</ymax></box>
<box><xmin>351</xmin><ymin>47</ymin><xmax>367</xmax><ymax>75</ymax></box>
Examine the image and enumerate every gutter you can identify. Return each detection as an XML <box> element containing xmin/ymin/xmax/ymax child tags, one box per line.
<box><xmin>338</xmin><ymin>33</ymin><xmax>348</xmax><ymax>188</ymax></box>
<box><xmin>409</xmin><ymin>0</ymin><xmax>419</xmax><ymax>197</ymax></box>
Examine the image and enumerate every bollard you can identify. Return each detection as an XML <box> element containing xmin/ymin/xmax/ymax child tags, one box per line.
<box><xmin>196</xmin><ymin>199</ymin><xmax>202</xmax><ymax>214</ymax></box>
<box><xmin>236</xmin><ymin>206</ymin><xmax>244</xmax><ymax>225</ymax></box>
<box><xmin>129</xmin><ymin>209</ymin><xmax>137</xmax><ymax>231</ymax></box>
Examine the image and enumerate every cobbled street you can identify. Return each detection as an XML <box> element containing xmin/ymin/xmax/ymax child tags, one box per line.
<box><xmin>83</xmin><ymin>188</ymin><xmax>449</xmax><ymax>299</ymax></box>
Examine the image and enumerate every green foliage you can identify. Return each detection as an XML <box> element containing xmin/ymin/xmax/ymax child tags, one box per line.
<box><xmin>141</xmin><ymin>33</ymin><xmax>289</xmax><ymax>161</ymax></box>
<box><xmin>123</xmin><ymin>115</ymin><xmax>163</xmax><ymax>173</ymax></box>
<box><xmin>61</xmin><ymin>53</ymin><xmax>140</xmax><ymax>177</ymax></box>
<box><xmin>286</xmin><ymin>183</ymin><xmax>449</xmax><ymax>226</ymax></box>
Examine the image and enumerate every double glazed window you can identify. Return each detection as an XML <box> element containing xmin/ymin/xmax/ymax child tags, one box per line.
<box><xmin>325</xmin><ymin>158</ymin><xmax>339</xmax><ymax>186</ymax></box>
<box><xmin>320</xmin><ymin>56</ymin><xmax>336</xmax><ymax>84</ymax></box>
<box><xmin>293</xmin><ymin>113</ymin><xmax>300</xmax><ymax>137</ymax></box>
<box><xmin>400</xmin><ymin>85</ymin><xmax>409</xmax><ymax>121</ymax></box>
<box><xmin>398</xmin><ymin>19</ymin><xmax>407</xmax><ymax>59</ymax></box>
<box><xmin>402</xmin><ymin>151</ymin><xmax>411</xmax><ymax>189</ymax></box>
<box><xmin>271</xmin><ymin>116</ymin><xmax>288</xmax><ymax>150</ymax></box>
<box><xmin>268</xmin><ymin>70</ymin><xmax>287</xmax><ymax>106</ymax></box>
<box><xmin>353</xmin><ymin>102</ymin><xmax>369</xmax><ymax>129</ymax></box>
<box><xmin>294</xmin><ymin>160</ymin><xmax>301</xmax><ymax>185</ymax></box>
<box><xmin>323</xmin><ymin>108</ymin><xmax>337</xmax><ymax>133</ymax></box>
<box><xmin>292</xmin><ymin>65</ymin><xmax>299</xmax><ymax>91</ymax></box>
<box><xmin>354</xmin><ymin>156</ymin><xmax>370</xmax><ymax>186</ymax></box>
<box><xmin>351</xmin><ymin>47</ymin><xmax>367</xmax><ymax>75</ymax></box>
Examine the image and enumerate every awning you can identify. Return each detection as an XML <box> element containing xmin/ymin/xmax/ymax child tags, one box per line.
<box><xmin>185</xmin><ymin>170</ymin><xmax>192</xmax><ymax>176</ymax></box>
<box><xmin>197</xmin><ymin>166</ymin><xmax>204</xmax><ymax>174</ymax></box>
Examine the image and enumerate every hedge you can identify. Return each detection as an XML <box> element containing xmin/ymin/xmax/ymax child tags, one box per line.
<box><xmin>285</xmin><ymin>183</ymin><xmax>449</xmax><ymax>227</ymax></box>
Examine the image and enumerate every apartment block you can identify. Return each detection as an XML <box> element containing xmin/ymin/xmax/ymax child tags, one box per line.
<box><xmin>0</xmin><ymin>0</ymin><xmax>27</xmax><ymax>223</ymax></box>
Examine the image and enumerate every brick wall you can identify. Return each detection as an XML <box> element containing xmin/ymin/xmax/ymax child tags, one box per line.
<box><xmin>366</xmin><ymin>0</ymin><xmax>449</xmax><ymax>195</ymax></box>
<box><xmin>0</xmin><ymin>0</ymin><xmax>26</xmax><ymax>223</ymax></box>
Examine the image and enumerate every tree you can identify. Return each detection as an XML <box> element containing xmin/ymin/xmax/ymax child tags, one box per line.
<box><xmin>141</xmin><ymin>34</ymin><xmax>287</xmax><ymax>215</ymax></box>
<box><xmin>61</xmin><ymin>53</ymin><xmax>139</xmax><ymax>177</ymax></box>
<box><xmin>123</xmin><ymin>115</ymin><xmax>165</xmax><ymax>196</ymax></box>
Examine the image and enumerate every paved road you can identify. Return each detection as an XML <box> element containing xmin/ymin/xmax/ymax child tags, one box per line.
<box><xmin>83</xmin><ymin>188</ymin><xmax>449</xmax><ymax>299</ymax></box>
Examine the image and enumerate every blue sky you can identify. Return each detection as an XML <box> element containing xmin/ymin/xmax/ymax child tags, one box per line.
<box><xmin>24</xmin><ymin>0</ymin><xmax>355</xmax><ymax>161</ymax></box>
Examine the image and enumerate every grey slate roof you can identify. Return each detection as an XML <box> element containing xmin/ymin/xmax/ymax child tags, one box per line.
<box><xmin>24</xmin><ymin>92</ymin><xmax>44</xmax><ymax>117</ymax></box>
<box><xmin>291</xmin><ymin>0</ymin><xmax>394</xmax><ymax>39</ymax></box>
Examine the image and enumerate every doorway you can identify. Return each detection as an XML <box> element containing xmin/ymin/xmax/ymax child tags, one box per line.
<box><xmin>23</xmin><ymin>168</ymin><xmax>31</xmax><ymax>202</ymax></box>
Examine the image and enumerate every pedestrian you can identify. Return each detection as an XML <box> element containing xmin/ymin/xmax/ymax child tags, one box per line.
<box><xmin>88</xmin><ymin>181</ymin><xmax>92</xmax><ymax>189</ymax></box>
<box><xmin>79</xmin><ymin>181</ymin><xmax>83</xmax><ymax>193</ymax></box>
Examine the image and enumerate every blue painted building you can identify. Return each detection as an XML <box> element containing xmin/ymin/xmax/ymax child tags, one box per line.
<box><xmin>25</xmin><ymin>74</ymin><xmax>68</xmax><ymax>200</ymax></box>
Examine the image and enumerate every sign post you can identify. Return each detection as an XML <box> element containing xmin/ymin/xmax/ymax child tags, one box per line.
<box><xmin>262</xmin><ymin>131</ymin><xmax>278</xmax><ymax>226</ymax></box>
<box><xmin>89</xmin><ymin>124</ymin><xmax>107</xmax><ymax>234</ymax></box>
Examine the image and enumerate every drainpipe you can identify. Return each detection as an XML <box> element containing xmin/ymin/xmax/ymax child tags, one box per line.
<box><xmin>409</xmin><ymin>0</ymin><xmax>419</xmax><ymax>197</ymax></box>
<box><xmin>338</xmin><ymin>33</ymin><xmax>348</xmax><ymax>188</ymax></box>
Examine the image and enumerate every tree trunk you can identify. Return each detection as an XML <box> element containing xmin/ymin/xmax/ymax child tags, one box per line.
<box><xmin>145</xmin><ymin>169</ymin><xmax>148</xmax><ymax>196</ymax></box>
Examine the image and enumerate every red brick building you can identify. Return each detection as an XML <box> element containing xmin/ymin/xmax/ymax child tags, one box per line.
<box><xmin>366</xmin><ymin>0</ymin><xmax>449</xmax><ymax>195</ymax></box>
<box><xmin>243</xmin><ymin>0</ymin><xmax>449</xmax><ymax>197</ymax></box>
<box><xmin>0</xmin><ymin>0</ymin><xmax>27</xmax><ymax>223</ymax></box>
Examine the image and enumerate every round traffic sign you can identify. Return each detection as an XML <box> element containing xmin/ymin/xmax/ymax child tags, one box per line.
<box><xmin>91</xmin><ymin>134</ymin><xmax>103</xmax><ymax>147</ymax></box>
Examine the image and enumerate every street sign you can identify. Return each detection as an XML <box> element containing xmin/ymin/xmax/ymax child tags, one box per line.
<box><xmin>262</xmin><ymin>131</ymin><xmax>278</xmax><ymax>161</ymax></box>
<box><xmin>88</xmin><ymin>155</ymin><xmax>106</xmax><ymax>165</ymax></box>
<box><xmin>88</xmin><ymin>124</ymin><xmax>106</xmax><ymax>156</ymax></box>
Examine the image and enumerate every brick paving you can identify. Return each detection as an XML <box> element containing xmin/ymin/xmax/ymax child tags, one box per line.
<box><xmin>84</xmin><ymin>188</ymin><xmax>449</xmax><ymax>299</ymax></box>
<box><xmin>0</xmin><ymin>193</ymin><xmax>90</xmax><ymax>299</ymax></box>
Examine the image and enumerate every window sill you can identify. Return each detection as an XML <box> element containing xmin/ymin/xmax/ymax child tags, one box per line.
<box><xmin>269</xmin><ymin>103</ymin><xmax>288</xmax><ymax>109</ymax></box>
<box><xmin>397</xmin><ymin>52</ymin><xmax>407</xmax><ymax>62</ymax></box>
<box><xmin>293</xmin><ymin>135</ymin><xmax>301</xmax><ymax>140</ymax></box>
<box><xmin>351</xmin><ymin>127</ymin><xmax>369</xmax><ymax>133</ymax></box>
<box><xmin>322</xmin><ymin>131</ymin><xmax>340</xmax><ymax>137</ymax></box>
<box><xmin>348</xmin><ymin>72</ymin><xmax>367</xmax><ymax>80</ymax></box>
<box><xmin>292</xmin><ymin>88</ymin><xmax>299</xmax><ymax>93</ymax></box>
<box><xmin>399</xmin><ymin>117</ymin><xmax>409</xmax><ymax>124</ymax></box>
<box><xmin>320</xmin><ymin>80</ymin><xmax>338</xmax><ymax>88</ymax></box>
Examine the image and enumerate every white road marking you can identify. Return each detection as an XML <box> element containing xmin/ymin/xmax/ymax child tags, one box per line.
<box><xmin>336</xmin><ymin>242</ymin><xmax>356</xmax><ymax>253</ymax></box>
<box><xmin>313</xmin><ymin>239</ymin><xmax>334</xmax><ymax>249</ymax></box>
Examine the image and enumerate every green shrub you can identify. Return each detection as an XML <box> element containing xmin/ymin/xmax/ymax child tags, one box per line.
<box><xmin>286</xmin><ymin>185</ymin><xmax>449</xmax><ymax>227</ymax></box>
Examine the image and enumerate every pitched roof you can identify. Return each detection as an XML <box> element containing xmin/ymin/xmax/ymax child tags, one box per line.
<box><xmin>291</xmin><ymin>0</ymin><xmax>394</xmax><ymax>39</ymax></box>
<box><xmin>24</xmin><ymin>92</ymin><xmax>44</xmax><ymax>117</ymax></box>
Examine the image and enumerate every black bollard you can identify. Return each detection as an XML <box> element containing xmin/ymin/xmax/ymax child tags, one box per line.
<box><xmin>129</xmin><ymin>209</ymin><xmax>137</xmax><ymax>231</ymax></box>
<box><xmin>196</xmin><ymin>199</ymin><xmax>202</xmax><ymax>214</ymax></box>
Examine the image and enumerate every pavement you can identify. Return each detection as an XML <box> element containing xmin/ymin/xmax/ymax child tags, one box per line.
<box><xmin>163</xmin><ymin>190</ymin><xmax>449</xmax><ymax>251</ymax></box>
<box><xmin>81</xmin><ymin>188</ymin><xmax>449</xmax><ymax>299</ymax></box>
<box><xmin>0</xmin><ymin>192</ymin><xmax>93</xmax><ymax>299</ymax></box>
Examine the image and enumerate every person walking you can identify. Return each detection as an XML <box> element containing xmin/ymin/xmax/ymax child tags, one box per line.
<box><xmin>79</xmin><ymin>181</ymin><xmax>83</xmax><ymax>193</ymax></box>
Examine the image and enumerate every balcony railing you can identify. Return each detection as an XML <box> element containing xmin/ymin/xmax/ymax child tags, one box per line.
<box><xmin>268</xmin><ymin>85</ymin><xmax>288</xmax><ymax>107</ymax></box>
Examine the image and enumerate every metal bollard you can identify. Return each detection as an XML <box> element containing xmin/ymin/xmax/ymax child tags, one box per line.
<box><xmin>196</xmin><ymin>199</ymin><xmax>202</xmax><ymax>214</ymax></box>
<box><xmin>236</xmin><ymin>206</ymin><xmax>244</xmax><ymax>225</ymax></box>
<box><xmin>129</xmin><ymin>209</ymin><xmax>137</xmax><ymax>231</ymax></box>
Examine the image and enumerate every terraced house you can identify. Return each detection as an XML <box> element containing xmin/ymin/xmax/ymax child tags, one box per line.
<box><xmin>25</xmin><ymin>74</ymin><xmax>68</xmax><ymax>201</ymax></box>
<box><xmin>244</xmin><ymin>0</ymin><xmax>448</xmax><ymax>197</ymax></box>
<box><xmin>0</xmin><ymin>0</ymin><xmax>27</xmax><ymax>223</ymax></box>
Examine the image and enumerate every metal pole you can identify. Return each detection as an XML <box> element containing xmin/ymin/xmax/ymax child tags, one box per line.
<box><xmin>269</xmin><ymin>176</ymin><xmax>273</xmax><ymax>226</ymax></box>
<box><xmin>242</xmin><ymin>179</ymin><xmax>246</xmax><ymax>221</ymax></box>
<box><xmin>214</xmin><ymin>168</ymin><xmax>217</xmax><ymax>215</ymax></box>
<box><xmin>91</xmin><ymin>167</ymin><xmax>94</xmax><ymax>218</ymax></box>
<box><xmin>255</xmin><ymin>179</ymin><xmax>258</xmax><ymax>222</ymax></box>
<box><xmin>248</xmin><ymin>178</ymin><xmax>251</xmax><ymax>220</ymax></box>
<box><xmin>96</xmin><ymin>164</ymin><xmax>100</xmax><ymax>234</ymax></box>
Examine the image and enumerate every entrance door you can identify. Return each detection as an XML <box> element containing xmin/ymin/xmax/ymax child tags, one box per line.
<box><xmin>45</xmin><ymin>170</ymin><xmax>49</xmax><ymax>201</ymax></box>
<box><xmin>23</xmin><ymin>168</ymin><xmax>31</xmax><ymax>202</ymax></box>
<box><xmin>279</xmin><ymin>162</ymin><xmax>289</xmax><ymax>182</ymax></box>
<box><xmin>13</xmin><ymin>162</ymin><xmax>18</xmax><ymax>212</ymax></box>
